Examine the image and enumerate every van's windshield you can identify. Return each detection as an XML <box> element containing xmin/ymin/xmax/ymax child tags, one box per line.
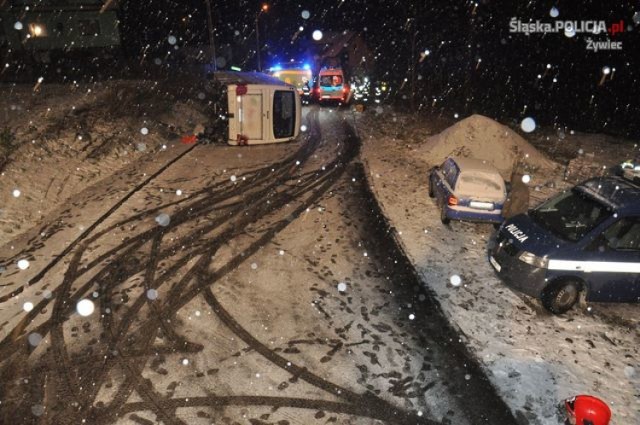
<box><xmin>529</xmin><ymin>189</ymin><xmax>612</xmax><ymax>242</ymax></box>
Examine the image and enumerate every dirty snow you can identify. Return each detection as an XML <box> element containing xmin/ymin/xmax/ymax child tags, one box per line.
<box><xmin>0</xmin><ymin>81</ymin><xmax>210</xmax><ymax>245</ymax></box>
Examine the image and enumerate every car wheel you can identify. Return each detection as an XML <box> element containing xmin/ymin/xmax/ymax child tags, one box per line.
<box><xmin>440</xmin><ymin>205</ymin><xmax>450</xmax><ymax>225</ymax></box>
<box><xmin>428</xmin><ymin>179</ymin><xmax>435</xmax><ymax>198</ymax></box>
<box><xmin>541</xmin><ymin>280</ymin><xmax>580</xmax><ymax>314</ymax></box>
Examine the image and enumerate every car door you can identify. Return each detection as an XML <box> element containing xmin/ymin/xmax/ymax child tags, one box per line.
<box><xmin>582</xmin><ymin>216</ymin><xmax>640</xmax><ymax>302</ymax></box>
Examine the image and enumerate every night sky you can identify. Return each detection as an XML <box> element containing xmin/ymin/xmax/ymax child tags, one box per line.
<box><xmin>118</xmin><ymin>1</ymin><xmax>639</xmax><ymax>137</ymax></box>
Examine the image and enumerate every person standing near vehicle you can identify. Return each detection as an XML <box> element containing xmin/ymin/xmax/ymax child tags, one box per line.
<box><xmin>502</xmin><ymin>171</ymin><xmax>530</xmax><ymax>219</ymax></box>
<box><xmin>564</xmin><ymin>395</ymin><xmax>611</xmax><ymax>425</ymax></box>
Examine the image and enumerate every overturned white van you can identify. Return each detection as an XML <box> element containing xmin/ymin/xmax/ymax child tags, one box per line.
<box><xmin>212</xmin><ymin>71</ymin><xmax>302</xmax><ymax>146</ymax></box>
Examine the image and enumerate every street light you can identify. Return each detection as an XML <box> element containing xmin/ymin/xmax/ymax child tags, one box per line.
<box><xmin>255</xmin><ymin>3</ymin><xmax>269</xmax><ymax>72</ymax></box>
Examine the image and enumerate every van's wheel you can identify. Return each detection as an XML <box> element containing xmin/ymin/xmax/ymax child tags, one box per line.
<box><xmin>541</xmin><ymin>280</ymin><xmax>580</xmax><ymax>314</ymax></box>
<box><xmin>440</xmin><ymin>205</ymin><xmax>450</xmax><ymax>225</ymax></box>
<box><xmin>428</xmin><ymin>179</ymin><xmax>435</xmax><ymax>198</ymax></box>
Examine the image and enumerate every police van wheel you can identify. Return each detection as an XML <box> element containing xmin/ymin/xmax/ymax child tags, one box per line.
<box><xmin>541</xmin><ymin>280</ymin><xmax>580</xmax><ymax>314</ymax></box>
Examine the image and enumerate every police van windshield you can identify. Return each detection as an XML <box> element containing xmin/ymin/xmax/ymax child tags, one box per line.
<box><xmin>529</xmin><ymin>189</ymin><xmax>612</xmax><ymax>242</ymax></box>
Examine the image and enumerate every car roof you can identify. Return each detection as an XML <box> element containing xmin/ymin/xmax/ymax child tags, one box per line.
<box><xmin>579</xmin><ymin>176</ymin><xmax>640</xmax><ymax>214</ymax></box>
<box><xmin>449</xmin><ymin>156</ymin><xmax>501</xmax><ymax>174</ymax></box>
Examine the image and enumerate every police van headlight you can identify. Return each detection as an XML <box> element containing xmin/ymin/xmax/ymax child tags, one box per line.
<box><xmin>518</xmin><ymin>251</ymin><xmax>548</xmax><ymax>268</ymax></box>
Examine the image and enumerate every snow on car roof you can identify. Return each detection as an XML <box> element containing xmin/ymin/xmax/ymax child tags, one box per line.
<box><xmin>451</xmin><ymin>156</ymin><xmax>501</xmax><ymax>174</ymax></box>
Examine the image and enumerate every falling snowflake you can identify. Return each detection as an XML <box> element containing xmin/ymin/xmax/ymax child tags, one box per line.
<box><xmin>549</xmin><ymin>7</ymin><xmax>559</xmax><ymax>18</ymax></box>
<box><xmin>230</xmin><ymin>175</ymin><xmax>237</xmax><ymax>182</ymax></box>
<box><xmin>14</xmin><ymin>21</ymin><xmax>23</xmax><ymax>30</ymax></box>
<box><xmin>23</xmin><ymin>302</ymin><xmax>34</xmax><ymax>312</ymax></box>
<box><xmin>602</xmin><ymin>66</ymin><xmax>611</xmax><ymax>75</ymax></box>
<box><xmin>140</xmin><ymin>127</ymin><xmax>149</xmax><ymax>135</ymax></box>
<box><xmin>182</xmin><ymin>358</ymin><xmax>189</xmax><ymax>365</ymax></box>
<box><xmin>465</xmin><ymin>374</ymin><xmax>471</xmax><ymax>380</ymax></box>
<box><xmin>168</xmin><ymin>35</ymin><xmax>177</xmax><ymax>45</ymax></box>
<box><xmin>12</xmin><ymin>189</ymin><xmax>21</xmax><ymax>198</ymax></box>
<box><xmin>155</xmin><ymin>213</ymin><xmax>170</xmax><ymax>227</ymax></box>
<box><xmin>17</xmin><ymin>259</ymin><xmax>30</xmax><ymax>270</ymax></box>
<box><xmin>450</xmin><ymin>274</ymin><xmax>462</xmax><ymax>286</ymax></box>
<box><xmin>28</xmin><ymin>332</ymin><xmax>43</xmax><ymax>347</ymax></box>
<box><xmin>564</xmin><ymin>25</ymin><xmax>576</xmax><ymax>38</ymax></box>
<box><xmin>278</xmin><ymin>250</ymin><xmax>285</xmax><ymax>256</ymax></box>
<box><xmin>176</xmin><ymin>189</ymin><xmax>183</xmax><ymax>196</ymax></box>
<box><xmin>251</xmin><ymin>262</ymin><xmax>258</xmax><ymax>270</ymax></box>
<box><xmin>409</xmin><ymin>314</ymin><xmax>415</xmax><ymax>320</ymax></box>
<box><xmin>136</xmin><ymin>143</ymin><xmax>147</xmax><ymax>152</ymax></box>
<box><xmin>76</xmin><ymin>299</ymin><xmax>95</xmax><ymax>317</ymax></box>
<box><xmin>300</xmin><ymin>124</ymin><xmax>308</xmax><ymax>132</ymax></box>
<box><xmin>31</xmin><ymin>404</ymin><xmax>45</xmax><ymax>417</ymax></box>
<box><xmin>337</xmin><ymin>282</ymin><xmax>347</xmax><ymax>292</ymax></box>
<box><xmin>147</xmin><ymin>288</ymin><xmax>158</xmax><ymax>300</ymax></box>
<box><xmin>312</xmin><ymin>30</ymin><xmax>323</xmax><ymax>41</ymax></box>
<box><xmin>301</xmin><ymin>10</ymin><xmax>310</xmax><ymax>19</ymax></box>
<box><xmin>295</xmin><ymin>160</ymin><xmax>301</xmax><ymax>165</ymax></box>
<box><xmin>521</xmin><ymin>175</ymin><xmax>531</xmax><ymax>184</ymax></box>
<box><xmin>520</xmin><ymin>117</ymin><xmax>536</xmax><ymax>133</ymax></box>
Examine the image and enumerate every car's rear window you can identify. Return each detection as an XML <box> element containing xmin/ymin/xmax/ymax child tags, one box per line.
<box><xmin>456</xmin><ymin>173</ymin><xmax>504</xmax><ymax>197</ymax></box>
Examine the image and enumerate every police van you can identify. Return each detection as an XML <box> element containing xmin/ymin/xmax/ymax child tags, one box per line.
<box><xmin>489</xmin><ymin>176</ymin><xmax>640</xmax><ymax>314</ymax></box>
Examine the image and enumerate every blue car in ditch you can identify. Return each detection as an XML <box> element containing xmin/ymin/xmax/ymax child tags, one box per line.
<box><xmin>429</xmin><ymin>157</ymin><xmax>507</xmax><ymax>225</ymax></box>
<box><xmin>489</xmin><ymin>176</ymin><xmax>640</xmax><ymax>314</ymax></box>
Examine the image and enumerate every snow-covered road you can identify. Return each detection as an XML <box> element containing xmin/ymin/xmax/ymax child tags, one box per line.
<box><xmin>0</xmin><ymin>103</ymin><xmax>516</xmax><ymax>424</ymax></box>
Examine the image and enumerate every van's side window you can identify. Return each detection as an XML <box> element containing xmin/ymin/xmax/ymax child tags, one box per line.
<box><xmin>601</xmin><ymin>217</ymin><xmax>640</xmax><ymax>251</ymax></box>
<box><xmin>273</xmin><ymin>91</ymin><xmax>295</xmax><ymax>139</ymax></box>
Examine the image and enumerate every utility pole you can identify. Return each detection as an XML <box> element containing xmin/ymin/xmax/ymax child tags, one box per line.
<box><xmin>410</xmin><ymin>29</ymin><xmax>417</xmax><ymax>112</ymax></box>
<box><xmin>204</xmin><ymin>0</ymin><xmax>217</xmax><ymax>71</ymax></box>
<box><xmin>255</xmin><ymin>4</ymin><xmax>269</xmax><ymax>72</ymax></box>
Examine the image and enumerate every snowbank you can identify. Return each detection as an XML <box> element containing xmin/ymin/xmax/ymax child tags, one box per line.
<box><xmin>416</xmin><ymin>114</ymin><xmax>559</xmax><ymax>179</ymax></box>
<box><xmin>0</xmin><ymin>81</ymin><xmax>210</xmax><ymax>245</ymax></box>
